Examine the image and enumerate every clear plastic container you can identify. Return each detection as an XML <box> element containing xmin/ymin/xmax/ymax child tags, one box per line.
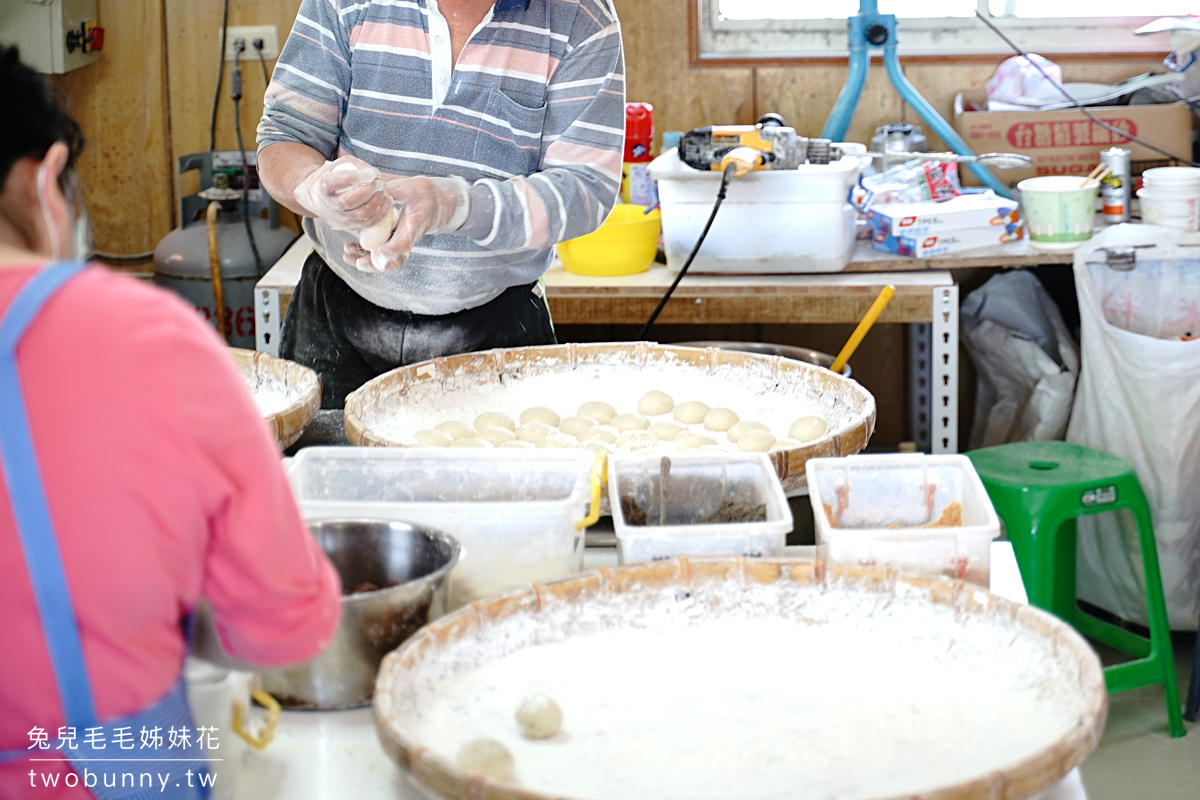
<box><xmin>807</xmin><ymin>453</ymin><xmax>1001</xmax><ymax>586</ymax></box>
<box><xmin>647</xmin><ymin>145</ymin><xmax>869</xmax><ymax>274</ymax></box>
<box><xmin>287</xmin><ymin>447</ymin><xmax>596</xmax><ymax>609</ymax></box>
<box><xmin>609</xmin><ymin>452</ymin><xmax>792</xmax><ymax>564</ymax></box>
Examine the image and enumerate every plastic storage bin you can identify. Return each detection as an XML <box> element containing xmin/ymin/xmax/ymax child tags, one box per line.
<box><xmin>807</xmin><ymin>453</ymin><xmax>1001</xmax><ymax>586</ymax></box>
<box><xmin>287</xmin><ymin>447</ymin><xmax>597</xmax><ymax>609</ymax></box>
<box><xmin>646</xmin><ymin>144</ymin><xmax>869</xmax><ymax>274</ymax></box>
<box><xmin>610</xmin><ymin>452</ymin><xmax>792</xmax><ymax>564</ymax></box>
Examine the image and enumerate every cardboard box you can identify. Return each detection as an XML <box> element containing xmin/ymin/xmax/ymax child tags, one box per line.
<box><xmin>871</xmin><ymin>221</ymin><xmax>1024</xmax><ymax>258</ymax></box>
<box><xmin>953</xmin><ymin>91</ymin><xmax>1191</xmax><ymax>186</ymax></box>
<box><xmin>865</xmin><ymin>192</ymin><xmax>1020</xmax><ymax>236</ymax></box>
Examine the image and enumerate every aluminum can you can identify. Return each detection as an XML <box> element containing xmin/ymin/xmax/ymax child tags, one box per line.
<box><xmin>1100</xmin><ymin>147</ymin><xmax>1131</xmax><ymax>223</ymax></box>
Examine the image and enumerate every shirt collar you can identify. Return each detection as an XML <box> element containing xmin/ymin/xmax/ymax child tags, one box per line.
<box><xmin>493</xmin><ymin>0</ymin><xmax>529</xmax><ymax>11</ymax></box>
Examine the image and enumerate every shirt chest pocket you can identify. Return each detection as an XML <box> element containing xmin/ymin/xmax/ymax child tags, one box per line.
<box><xmin>472</xmin><ymin>88</ymin><xmax>547</xmax><ymax>178</ymax></box>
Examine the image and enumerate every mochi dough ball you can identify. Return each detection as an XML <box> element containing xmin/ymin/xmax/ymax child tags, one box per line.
<box><xmin>637</xmin><ymin>390</ymin><xmax>675</xmax><ymax>416</ymax></box>
<box><xmin>515</xmin><ymin>693</ymin><xmax>562</xmax><ymax>740</ymax></box>
<box><xmin>456</xmin><ymin>738</ymin><xmax>514</xmax><ymax>780</ymax></box>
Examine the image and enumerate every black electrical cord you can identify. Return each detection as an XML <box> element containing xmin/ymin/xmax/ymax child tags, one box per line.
<box><xmin>637</xmin><ymin>163</ymin><xmax>736</xmax><ymax>341</ymax></box>
<box><xmin>209</xmin><ymin>0</ymin><xmax>231</xmax><ymax>152</ymax></box>
<box><xmin>975</xmin><ymin>11</ymin><xmax>1200</xmax><ymax>168</ymax></box>
<box><xmin>231</xmin><ymin>42</ymin><xmax>264</xmax><ymax>275</ymax></box>
<box><xmin>256</xmin><ymin>44</ymin><xmax>270</xmax><ymax>86</ymax></box>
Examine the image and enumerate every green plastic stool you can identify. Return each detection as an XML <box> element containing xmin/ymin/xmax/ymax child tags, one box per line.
<box><xmin>966</xmin><ymin>440</ymin><xmax>1185</xmax><ymax>738</ymax></box>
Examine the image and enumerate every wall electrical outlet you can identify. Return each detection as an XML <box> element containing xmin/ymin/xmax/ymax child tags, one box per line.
<box><xmin>222</xmin><ymin>25</ymin><xmax>278</xmax><ymax>61</ymax></box>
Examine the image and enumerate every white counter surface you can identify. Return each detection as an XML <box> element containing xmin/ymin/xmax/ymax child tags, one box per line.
<box><xmin>224</xmin><ymin>543</ymin><xmax>1089</xmax><ymax>800</ymax></box>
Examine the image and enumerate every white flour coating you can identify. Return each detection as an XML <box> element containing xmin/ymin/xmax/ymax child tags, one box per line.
<box><xmin>361</xmin><ymin>355</ymin><xmax>865</xmax><ymax>452</ymax></box>
<box><xmin>385</xmin><ymin>579</ymin><xmax>1091</xmax><ymax>800</ymax></box>
<box><xmin>250</xmin><ymin>387</ymin><xmax>295</xmax><ymax>417</ymax></box>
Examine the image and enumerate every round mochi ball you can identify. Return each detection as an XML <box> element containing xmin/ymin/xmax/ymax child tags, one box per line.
<box><xmin>737</xmin><ymin>430</ymin><xmax>777</xmax><ymax>452</ymax></box>
<box><xmin>515</xmin><ymin>694</ymin><xmax>562</xmax><ymax>740</ymax></box>
<box><xmin>434</xmin><ymin>420</ymin><xmax>473</xmax><ymax>441</ymax></box>
<box><xmin>450</xmin><ymin>437</ymin><xmax>493</xmax><ymax>448</ymax></box>
<box><xmin>475</xmin><ymin>425</ymin><xmax>516</xmax><ymax>445</ymax></box>
<box><xmin>616</xmin><ymin>430</ymin><xmax>658</xmax><ymax>450</ymax></box>
<box><xmin>726</xmin><ymin>420</ymin><xmax>769</xmax><ymax>444</ymax></box>
<box><xmin>637</xmin><ymin>390</ymin><xmax>675</xmax><ymax>416</ymax></box>
<box><xmin>674</xmin><ymin>431</ymin><xmax>718</xmax><ymax>450</ymax></box>
<box><xmin>413</xmin><ymin>428</ymin><xmax>453</xmax><ymax>447</ymax></box>
<box><xmin>703</xmin><ymin>407</ymin><xmax>739</xmax><ymax>432</ymax></box>
<box><xmin>673</xmin><ymin>401</ymin><xmax>710</xmax><ymax>425</ymax></box>
<box><xmin>515</xmin><ymin>421</ymin><xmax>554</xmax><ymax>443</ymax></box>
<box><xmin>789</xmin><ymin>416</ymin><xmax>828</xmax><ymax>443</ymax></box>
<box><xmin>559</xmin><ymin>415</ymin><xmax>599</xmax><ymax>436</ymax></box>
<box><xmin>520</xmin><ymin>406</ymin><xmax>561</xmax><ymax>427</ymax></box>
<box><xmin>577</xmin><ymin>426</ymin><xmax>618</xmax><ymax>444</ymax></box>
<box><xmin>610</xmin><ymin>413</ymin><xmax>651</xmax><ymax>432</ymax></box>
<box><xmin>769</xmin><ymin>438</ymin><xmax>803</xmax><ymax>452</ymax></box>
<box><xmin>537</xmin><ymin>433</ymin><xmax>578</xmax><ymax>449</ymax></box>
<box><xmin>474</xmin><ymin>412</ymin><xmax>516</xmax><ymax>432</ymax></box>
<box><xmin>577</xmin><ymin>401</ymin><xmax>617</xmax><ymax>424</ymax></box>
<box><xmin>499</xmin><ymin>440</ymin><xmax>535</xmax><ymax>449</ymax></box>
<box><xmin>649</xmin><ymin>420</ymin><xmax>684</xmax><ymax>441</ymax></box>
<box><xmin>456</xmin><ymin>738</ymin><xmax>514</xmax><ymax>781</ymax></box>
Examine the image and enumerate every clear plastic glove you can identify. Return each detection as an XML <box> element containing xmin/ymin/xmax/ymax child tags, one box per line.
<box><xmin>293</xmin><ymin>156</ymin><xmax>394</xmax><ymax>233</ymax></box>
<box><xmin>355</xmin><ymin>176</ymin><xmax>471</xmax><ymax>272</ymax></box>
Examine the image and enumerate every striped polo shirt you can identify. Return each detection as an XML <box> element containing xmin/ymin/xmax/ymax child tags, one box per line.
<box><xmin>258</xmin><ymin>0</ymin><xmax>625</xmax><ymax>315</ymax></box>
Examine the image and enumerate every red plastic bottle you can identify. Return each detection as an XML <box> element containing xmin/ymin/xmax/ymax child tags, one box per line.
<box><xmin>622</xmin><ymin>103</ymin><xmax>654</xmax><ymax>206</ymax></box>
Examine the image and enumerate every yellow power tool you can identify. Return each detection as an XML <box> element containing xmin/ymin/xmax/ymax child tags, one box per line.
<box><xmin>678</xmin><ymin>114</ymin><xmax>844</xmax><ymax>177</ymax></box>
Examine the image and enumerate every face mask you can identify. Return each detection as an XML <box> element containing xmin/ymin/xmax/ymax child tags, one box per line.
<box><xmin>36</xmin><ymin>159</ymin><xmax>93</xmax><ymax>262</ymax></box>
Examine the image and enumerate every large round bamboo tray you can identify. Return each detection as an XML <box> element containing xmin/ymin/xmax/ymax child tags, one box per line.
<box><xmin>230</xmin><ymin>348</ymin><xmax>321</xmax><ymax>449</ymax></box>
<box><xmin>374</xmin><ymin>558</ymin><xmax>1107</xmax><ymax>800</ymax></box>
<box><xmin>343</xmin><ymin>343</ymin><xmax>876</xmax><ymax>493</ymax></box>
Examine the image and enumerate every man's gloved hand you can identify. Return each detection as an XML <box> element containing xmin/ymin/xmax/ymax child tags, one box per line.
<box><xmin>293</xmin><ymin>156</ymin><xmax>394</xmax><ymax>233</ymax></box>
<box><xmin>357</xmin><ymin>176</ymin><xmax>471</xmax><ymax>272</ymax></box>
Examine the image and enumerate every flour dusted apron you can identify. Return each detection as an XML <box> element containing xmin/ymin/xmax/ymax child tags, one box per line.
<box><xmin>0</xmin><ymin>263</ymin><xmax>210</xmax><ymax>799</ymax></box>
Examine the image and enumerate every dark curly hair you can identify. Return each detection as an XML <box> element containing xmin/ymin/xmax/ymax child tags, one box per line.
<box><xmin>0</xmin><ymin>45</ymin><xmax>85</xmax><ymax>189</ymax></box>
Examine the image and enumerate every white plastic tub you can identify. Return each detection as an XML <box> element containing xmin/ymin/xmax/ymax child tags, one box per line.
<box><xmin>807</xmin><ymin>453</ymin><xmax>1001</xmax><ymax>586</ymax></box>
<box><xmin>287</xmin><ymin>447</ymin><xmax>596</xmax><ymax>609</ymax></box>
<box><xmin>647</xmin><ymin>144</ymin><xmax>869</xmax><ymax>274</ymax></box>
<box><xmin>609</xmin><ymin>452</ymin><xmax>792</xmax><ymax>563</ymax></box>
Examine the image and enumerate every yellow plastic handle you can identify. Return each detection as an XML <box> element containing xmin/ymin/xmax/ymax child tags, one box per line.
<box><xmin>575</xmin><ymin>450</ymin><xmax>607</xmax><ymax>530</ymax></box>
<box><xmin>232</xmin><ymin>689</ymin><xmax>281</xmax><ymax>750</ymax></box>
<box><xmin>831</xmin><ymin>284</ymin><xmax>895</xmax><ymax>374</ymax></box>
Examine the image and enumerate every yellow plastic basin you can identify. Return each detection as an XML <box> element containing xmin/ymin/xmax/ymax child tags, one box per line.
<box><xmin>558</xmin><ymin>204</ymin><xmax>661</xmax><ymax>276</ymax></box>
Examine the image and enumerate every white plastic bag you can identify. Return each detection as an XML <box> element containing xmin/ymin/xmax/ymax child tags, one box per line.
<box><xmin>961</xmin><ymin>270</ymin><xmax>1080</xmax><ymax>450</ymax></box>
<box><xmin>986</xmin><ymin>54</ymin><xmax>1064</xmax><ymax>108</ymax></box>
<box><xmin>1067</xmin><ymin>224</ymin><xmax>1200</xmax><ymax>630</ymax></box>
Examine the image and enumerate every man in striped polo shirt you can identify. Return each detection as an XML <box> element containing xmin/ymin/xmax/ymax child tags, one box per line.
<box><xmin>258</xmin><ymin>0</ymin><xmax>625</xmax><ymax>407</ymax></box>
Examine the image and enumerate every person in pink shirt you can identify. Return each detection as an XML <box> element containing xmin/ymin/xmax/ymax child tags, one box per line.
<box><xmin>0</xmin><ymin>46</ymin><xmax>342</xmax><ymax>799</ymax></box>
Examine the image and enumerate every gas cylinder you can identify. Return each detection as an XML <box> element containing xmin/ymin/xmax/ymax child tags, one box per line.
<box><xmin>154</xmin><ymin>171</ymin><xmax>294</xmax><ymax>349</ymax></box>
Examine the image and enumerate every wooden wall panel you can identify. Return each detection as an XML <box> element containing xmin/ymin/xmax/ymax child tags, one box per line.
<box><xmin>47</xmin><ymin>0</ymin><xmax>170</xmax><ymax>262</ymax></box>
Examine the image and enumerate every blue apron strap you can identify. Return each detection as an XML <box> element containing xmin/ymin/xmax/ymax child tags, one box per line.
<box><xmin>0</xmin><ymin>262</ymin><xmax>97</xmax><ymax>727</ymax></box>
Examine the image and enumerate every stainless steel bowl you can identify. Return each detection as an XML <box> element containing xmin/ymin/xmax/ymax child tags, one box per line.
<box><xmin>677</xmin><ymin>341</ymin><xmax>851</xmax><ymax>377</ymax></box>
<box><xmin>259</xmin><ymin>519</ymin><xmax>459</xmax><ymax>710</ymax></box>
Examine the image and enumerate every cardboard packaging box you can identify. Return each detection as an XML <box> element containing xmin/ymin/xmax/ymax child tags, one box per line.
<box><xmin>865</xmin><ymin>192</ymin><xmax>1020</xmax><ymax>236</ymax></box>
<box><xmin>871</xmin><ymin>221</ymin><xmax>1025</xmax><ymax>258</ymax></box>
<box><xmin>953</xmin><ymin>91</ymin><xmax>1192</xmax><ymax>186</ymax></box>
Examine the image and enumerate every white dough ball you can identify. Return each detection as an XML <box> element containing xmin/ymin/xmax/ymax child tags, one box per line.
<box><xmin>515</xmin><ymin>421</ymin><xmax>554</xmax><ymax>443</ymax></box>
<box><xmin>475</xmin><ymin>425</ymin><xmax>516</xmax><ymax>445</ymax></box>
<box><xmin>577</xmin><ymin>425</ymin><xmax>618</xmax><ymax>444</ymax></box>
<box><xmin>538</xmin><ymin>433</ymin><xmax>578</xmax><ymax>448</ymax></box>
<box><xmin>434</xmin><ymin>420</ymin><xmax>473</xmax><ymax>441</ymax></box>
<box><xmin>727</xmin><ymin>420</ymin><xmax>768</xmax><ymax>444</ymax></box>
<box><xmin>649</xmin><ymin>420</ymin><xmax>684</xmax><ymax>441</ymax></box>
<box><xmin>475</xmin><ymin>412</ymin><xmax>516</xmax><ymax>432</ymax></box>
<box><xmin>703</xmin><ymin>407</ymin><xmax>739</xmax><ymax>432</ymax></box>
<box><xmin>412</xmin><ymin>428</ymin><xmax>453</xmax><ymax>447</ymax></box>
<box><xmin>675</xmin><ymin>431</ymin><xmax>717</xmax><ymax>450</ymax></box>
<box><xmin>520</xmin><ymin>406</ymin><xmax>561</xmax><ymax>427</ymax></box>
<box><xmin>559</xmin><ymin>415</ymin><xmax>599</xmax><ymax>436</ymax></box>
<box><xmin>637</xmin><ymin>390</ymin><xmax>675</xmax><ymax>416</ymax></box>
<box><xmin>737</xmin><ymin>430</ymin><xmax>776</xmax><ymax>452</ymax></box>
<box><xmin>673</xmin><ymin>401</ymin><xmax>710</xmax><ymax>425</ymax></box>
<box><xmin>450</xmin><ymin>437</ymin><xmax>494</xmax><ymax>448</ymax></box>
<box><xmin>789</xmin><ymin>416</ymin><xmax>828</xmax><ymax>443</ymax></box>
<box><xmin>499</xmin><ymin>440</ymin><xmax>535</xmax><ymax>448</ymax></box>
<box><xmin>616</xmin><ymin>430</ymin><xmax>658</xmax><ymax>450</ymax></box>
<box><xmin>610</xmin><ymin>413</ymin><xmax>650</xmax><ymax>432</ymax></box>
<box><xmin>577</xmin><ymin>401</ymin><xmax>617</xmax><ymax>424</ymax></box>
<box><xmin>456</xmin><ymin>738</ymin><xmax>514</xmax><ymax>781</ymax></box>
<box><xmin>769</xmin><ymin>438</ymin><xmax>803</xmax><ymax>452</ymax></box>
<box><xmin>515</xmin><ymin>694</ymin><xmax>562</xmax><ymax>740</ymax></box>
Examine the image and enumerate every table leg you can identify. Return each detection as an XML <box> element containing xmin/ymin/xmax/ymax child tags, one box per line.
<box><xmin>255</xmin><ymin>286</ymin><xmax>281</xmax><ymax>355</ymax></box>
<box><xmin>931</xmin><ymin>284</ymin><xmax>959</xmax><ymax>454</ymax></box>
